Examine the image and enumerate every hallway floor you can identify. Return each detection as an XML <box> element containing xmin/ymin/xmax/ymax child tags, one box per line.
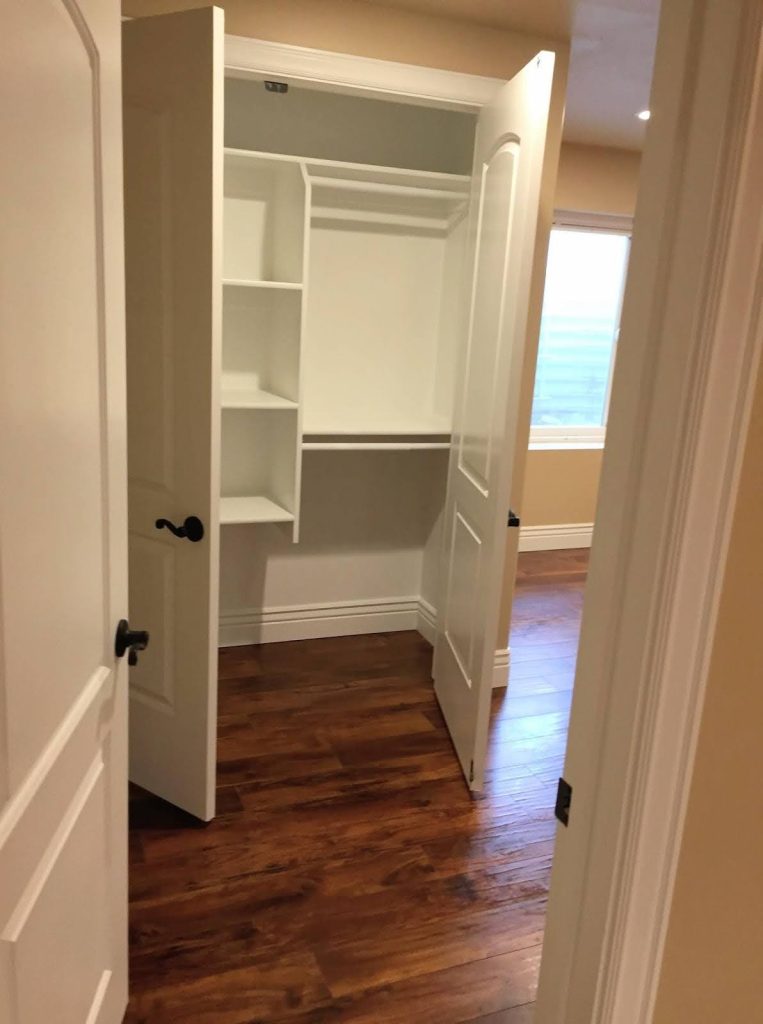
<box><xmin>126</xmin><ymin>549</ymin><xmax>588</xmax><ymax>1023</ymax></box>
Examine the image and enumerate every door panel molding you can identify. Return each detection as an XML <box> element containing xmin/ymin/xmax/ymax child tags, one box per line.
<box><xmin>3</xmin><ymin>756</ymin><xmax>103</xmax><ymax>943</ymax></box>
<box><xmin>0</xmin><ymin>668</ymin><xmax>109</xmax><ymax>856</ymax></box>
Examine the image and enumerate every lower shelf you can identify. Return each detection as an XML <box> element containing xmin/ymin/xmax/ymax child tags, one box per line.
<box><xmin>220</xmin><ymin>496</ymin><xmax>294</xmax><ymax>525</ymax></box>
<box><xmin>221</xmin><ymin>386</ymin><xmax>298</xmax><ymax>410</ymax></box>
<box><xmin>302</xmin><ymin>442</ymin><xmax>449</xmax><ymax>451</ymax></box>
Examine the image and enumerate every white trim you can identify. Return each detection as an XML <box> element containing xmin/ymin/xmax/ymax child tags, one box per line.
<box><xmin>417</xmin><ymin>598</ymin><xmax>438</xmax><ymax>645</ymax></box>
<box><xmin>219</xmin><ymin>597</ymin><xmax>512</xmax><ymax>692</ymax></box>
<box><xmin>529</xmin><ymin>440</ymin><xmax>604</xmax><ymax>451</ymax></box>
<box><xmin>492</xmin><ymin>648</ymin><xmax>511</xmax><ymax>688</ymax></box>
<box><xmin>530</xmin><ymin>426</ymin><xmax>606</xmax><ymax>446</ymax></box>
<box><xmin>224</xmin><ymin>35</ymin><xmax>503</xmax><ymax>111</ymax></box>
<box><xmin>596</xmin><ymin>11</ymin><xmax>763</xmax><ymax>1022</ymax></box>
<box><xmin>529</xmin><ymin>214</ymin><xmax>632</xmax><ymax>449</ymax></box>
<box><xmin>554</xmin><ymin>209</ymin><xmax>634</xmax><ymax>234</ymax></box>
<box><xmin>220</xmin><ymin>596</ymin><xmax>431</xmax><ymax>646</ymax></box>
<box><xmin>536</xmin><ymin>3</ymin><xmax>763</xmax><ymax>1022</ymax></box>
<box><xmin>519</xmin><ymin>523</ymin><xmax>594</xmax><ymax>552</ymax></box>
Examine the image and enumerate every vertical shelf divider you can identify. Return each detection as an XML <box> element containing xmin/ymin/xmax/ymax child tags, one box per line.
<box><xmin>292</xmin><ymin>160</ymin><xmax>311</xmax><ymax>544</ymax></box>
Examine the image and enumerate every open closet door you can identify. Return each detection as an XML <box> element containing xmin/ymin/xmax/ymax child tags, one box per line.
<box><xmin>123</xmin><ymin>7</ymin><xmax>223</xmax><ymax>820</ymax></box>
<box><xmin>433</xmin><ymin>52</ymin><xmax>555</xmax><ymax>791</ymax></box>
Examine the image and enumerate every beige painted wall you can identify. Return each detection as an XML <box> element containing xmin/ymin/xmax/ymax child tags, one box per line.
<box><xmin>497</xmin><ymin>143</ymin><xmax>640</xmax><ymax>641</ymax></box>
<box><xmin>522</xmin><ymin>448</ymin><xmax>604</xmax><ymax>526</ymax></box>
<box><xmin>652</xmin><ymin>355</ymin><xmax>763</xmax><ymax>1022</ymax></box>
<box><xmin>555</xmin><ymin>142</ymin><xmax>642</xmax><ymax>215</ymax></box>
<box><xmin>123</xmin><ymin>0</ymin><xmax>565</xmax><ymax>77</ymax></box>
<box><xmin>496</xmin><ymin>142</ymin><xmax>641</xmax><ymax>641</ymax></box>
<box><xmin>519</xmin><ymin>142</ymin><xmax>641</xmax><ymax>531</ymax></box>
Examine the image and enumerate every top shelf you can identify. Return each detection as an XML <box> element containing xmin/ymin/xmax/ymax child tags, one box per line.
<box><xmin>303</xmin><ymin>419</ymin><xmax>451</xmax><ymax>439</ymax></box>
<box><xmin>225</xmin><ymin>147</ymin><xmax>470</xmax><ymax>198</ymax></box>
<box><xmin>223</xmin><ymin>147</ymin><xmax>469</xmax><ymax>235</ymax></box>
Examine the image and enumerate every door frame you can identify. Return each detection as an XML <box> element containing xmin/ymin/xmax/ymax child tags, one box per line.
<box><xmin>224</xmin><ymin>35</ymin><xmax>504</xmax><ymax>111</ymax></box>
<box><xmin>537</xmin><ymin>1</ymin><xmax>763</xmax><ymax>1021</ymax></box>
<box><xmin>220</xmin><ymin>35</ymin><xmax>562</xmax><ymax>679</ymax></box>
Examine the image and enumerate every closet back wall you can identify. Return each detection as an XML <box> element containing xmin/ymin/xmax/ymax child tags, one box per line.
<box><xmin>226</xmin><ymin>78</ymin><xmax>475</xmax><ymax>174</ymax></box>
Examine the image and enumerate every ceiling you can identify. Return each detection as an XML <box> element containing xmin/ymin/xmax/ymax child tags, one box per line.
<box><xmin>566</xmin><ymin>0</ymin><xmax>660</xmax><ymax>149</ymax></box>
<box><xmin>363</xmin><ymin>0</ymin><xmax>574</xmax><ymax>38</ymax></box>
<box><xmin>365</xmin><ymin>0</ymin><xmax>660</xmax><ymax>150</ymax></box>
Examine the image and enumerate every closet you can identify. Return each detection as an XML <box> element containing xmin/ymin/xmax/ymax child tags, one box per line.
<box><xmin>219</xmin><ymin>78</ymin><xmax>476</xmax><ymax>643</ymax></box>
<box><xmin>122</xmin><ymin>7</ymin><xmax>554</xmax><ymax>820</ymax></box>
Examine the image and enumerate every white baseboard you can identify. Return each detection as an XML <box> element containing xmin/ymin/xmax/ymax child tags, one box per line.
<box><xmin>493</xmin><ymin>647</ymin><xmax>511</xmax><ymax>688</ymax></box>
<box><xmin>519</xmin><ymin>522</ymin><xmax>594</xmax><ymax>552</ymax></box>
<box><xmin>417</xmin><ymin>598</ymin><xmax>438</xmax><ymax>645</ymax></box>
<box><xmin>220</xmin><ymin>596</ymin><xmax>508</xmax><ymax>692</ymax></box>
<box><xmin>219</xmin><ymin>596</ymin><xmax>423</xmax><ymax>647</ymax></box>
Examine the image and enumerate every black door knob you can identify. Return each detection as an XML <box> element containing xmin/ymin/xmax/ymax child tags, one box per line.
<box><xmin>155</xmin><ymin>515</ymin><xmax>204</xmax><ymax>543</ymax></box>
<box><xmin>115</xmin><ymin>619</ymin><xmax>150</xmax><ymax>666</ymax></box>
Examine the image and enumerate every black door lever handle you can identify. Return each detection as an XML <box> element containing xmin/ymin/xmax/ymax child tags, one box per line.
<box><xmin>155</xmin><ymin>515</ymin><xmax>204</xmax><ymax>543</ymax></box>
<box><xmin>115</xmin><ymin>619</ymin><xmax>149</xmax><ymax>666</ymax></box>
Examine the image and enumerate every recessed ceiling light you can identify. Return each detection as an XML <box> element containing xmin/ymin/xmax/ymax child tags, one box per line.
<box><xmin>637</xmin><ymin>109</ymin><xmax>651</xmax><ymax>121</ymax></box>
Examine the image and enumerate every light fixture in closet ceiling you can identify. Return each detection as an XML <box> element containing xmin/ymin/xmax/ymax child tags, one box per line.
<box><xmin>637</xmin><ymin>109</ymin><xmax>651</xmax><ymax>121</ymax></box>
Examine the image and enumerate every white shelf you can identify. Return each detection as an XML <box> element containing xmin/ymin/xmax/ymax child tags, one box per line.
<box><xmin>303</xmin><ymin>442</ymin><xmax>449</xmax><ymax>451</ymax></box>
<box><xmin>302</xmin><ymin>419</ymin><xmax>452</xmax><ymax>438</ymax></box>
<box><xmin>309</xmin><ymin>175</ymin><xmax>467</xmax><ymax>203</ymax></box>
<box><xmin>225</xmin><ymin>147</ymin><xmax>471</xmax><ymax>192</ymax></box>
<box><xmin>221</xmin><ymin>387</ymin><xmax>298</xmax><ymax>410</ymax></box>
<box><xmin>223</xmin><ymin>279</ymin><xmax>303</xmax><ymax>290</ymax></box>
<box><xmin>220</xmin><ymin>496</ymin><xmax>294</xmax><ymax>525</ymax></box>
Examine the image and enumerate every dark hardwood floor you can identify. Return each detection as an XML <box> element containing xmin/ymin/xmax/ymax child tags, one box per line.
<box><xmin>126</xmin><ymin>549</ymin><xmax>588</xmax><ymax>1023</ymax></box>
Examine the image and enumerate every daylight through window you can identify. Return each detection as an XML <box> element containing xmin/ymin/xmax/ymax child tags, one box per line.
<box><xmin>531</xmin><ymin>224</ymin><xmax>631</xmax><ymax>446</ymax></box>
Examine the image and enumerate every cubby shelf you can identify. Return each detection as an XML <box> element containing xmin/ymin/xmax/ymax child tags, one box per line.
<box><xmin>220</xmin><ymin>496</ymin><xmax>295</xmax><ymax>525</ymax></box>
<box><xmin>223</xmin><ymin>279</ymin><xmax>303</xmax><ymax>290</ymax></box>
<box><xmin>302</xmin><ymin>420</ymin><xmax>452</xmax><ymax>437</ymax></box>
<box><xmin>303</xmin><ymin>442</ymin><xmax>449</xmax><ymax>451</ymax></box>
<box><xmin>308</xmin><ymin>175</ymin><xmax>467</xmax><ymax>203</ymax></box>
<box><xmin>221</xmin><ymin>387</ymin><xmax>298</xmax><ymax>410</ymax></box>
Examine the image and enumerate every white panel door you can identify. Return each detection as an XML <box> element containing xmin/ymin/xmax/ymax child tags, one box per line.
<box><xmin>434</xmin><ymin>53</ymin><xmax>555</xmax><ymax>790</ymax></box>
<box><xmin>0</xmin><ymin>1</ymin><xmax>128</xmax><ymax>1021</ymax></box>
<box><xmin>123</xmin><ymin>8</ymin><xmax>223</xmax><ymax>821</ymax></box>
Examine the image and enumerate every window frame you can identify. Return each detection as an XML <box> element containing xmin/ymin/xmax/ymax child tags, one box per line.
<box><xmin>529</xmin><ymin>208</ymin><xmax>633</xmax><ymax>450</ymax></box>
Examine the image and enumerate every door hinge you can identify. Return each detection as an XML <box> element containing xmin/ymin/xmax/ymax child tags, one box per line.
<box><xmin>555</xmin><ymin>777</ymin><xmax>572</xmax><ymax>826</ymax></box>
<box><xmin>507</xmin><ymin>508</ymin><xmax>520</xmax><ymax>528</ymax></box>
<box><xmin>469</xmin><ymin>760</ymin><xmax>475</xmax><ymax>783</ymax></box>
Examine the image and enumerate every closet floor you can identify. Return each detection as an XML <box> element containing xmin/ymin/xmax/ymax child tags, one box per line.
<box><xmin>125</xmin><ymin>550</ymin><xmax>588</xmax><ymax>1024</ymax></box>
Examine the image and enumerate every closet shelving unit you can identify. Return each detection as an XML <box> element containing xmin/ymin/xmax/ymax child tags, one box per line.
<box><xmin>220</xmin><ymin>147</ymin><xmax>470</xmax><ymax>532</ymax></box>
<box><xmin>220</xmin><ymin>151</ymin><xmax>308</xmax><ymax>529</ymax></box>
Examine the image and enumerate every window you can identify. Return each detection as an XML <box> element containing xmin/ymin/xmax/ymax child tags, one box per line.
<box><xmin>530</xmin><ymin>214</ymin><xmax>631</xmax><ymax>447</ymax></box>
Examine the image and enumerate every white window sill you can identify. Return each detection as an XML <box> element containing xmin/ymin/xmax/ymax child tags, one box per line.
<box><xmin>529</xmin><ymin>440</ymin><xmax>605</xmax><ymax>451</ymax></box>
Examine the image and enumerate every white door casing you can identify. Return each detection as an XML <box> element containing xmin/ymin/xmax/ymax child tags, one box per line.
<box><xmin>0</xmin><ymin>1</ymin><xmax>128</xmax><ymax>1021</ymax></box>
<box><xmin>433</xmin><ymin>53</ymin><xmax>555</xmax><ymax>790</ymax></box>
<box><xmin>123</xmin><ymin>7</ymin><xmax>223</xmax><ymax>821</ymax></box>
<box><xmin>536</xmin><ymin>1</ymin><xmax>763</xmax><ymax>1021</ymax></box>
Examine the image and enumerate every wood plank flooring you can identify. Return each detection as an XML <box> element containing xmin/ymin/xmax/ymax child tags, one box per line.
<box><xmin>126</xmin><ymin>550</ymin><xmax>588</xmax><ymax>1023</ymax></box>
